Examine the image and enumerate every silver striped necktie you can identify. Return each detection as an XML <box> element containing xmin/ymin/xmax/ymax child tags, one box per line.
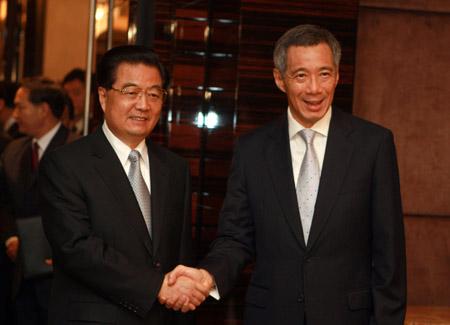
<box><xmin>296</xmin><ymin>129</ymin><xmax>320</xmax><ymax>244</ymax></box>
<box><xmin>128</xmin><ymin>150</ymin><xmax>152</xmax><ymax>236</ymax></box>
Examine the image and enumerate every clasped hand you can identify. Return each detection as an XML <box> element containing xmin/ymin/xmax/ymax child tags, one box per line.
<box><xmin>158</xmin><ymin>265</ymin><xmax>214</xmax><ymax>313</ymax></box>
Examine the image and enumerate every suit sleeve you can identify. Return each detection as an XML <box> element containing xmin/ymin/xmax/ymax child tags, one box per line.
<box><xmin>39</xmin><ymin>152</ymin><xmax>164</xmax><ymax>318</ymax></box>
<box><xmin>179</xmin><ymin>163</ymin><xmax>194</xmax><ymax>266</ymax></box>
<box><xmin>200</xmin><ymin>140</ymin><xmax>255</xmax><ymax>297</ymax></box>
<box><xmin>371</xmin><ymin>130</ymin><xmax>406</xmax><ymax>324</ymax></box>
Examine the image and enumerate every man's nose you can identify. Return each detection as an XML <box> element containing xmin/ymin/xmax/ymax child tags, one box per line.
<box><xmin>136</xmin><ymin>92</ymin><xmax>151</xmax><ymax>110</ymax></box>
<box><xmin>12</xmin><ymin>107</ymin><xmax>19</xmax><ymax>119</ymax></box>
<box><xmin>306</xmin><ymin>76</ymin><xmax>320</xmax><ymax>93</ymax></box>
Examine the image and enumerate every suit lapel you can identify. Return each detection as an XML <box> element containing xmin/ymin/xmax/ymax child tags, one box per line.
<box><xmin>90</xmin><ymin>129</ymin><xmax>153</xmax><ymax>255</ymax></box>
<box><xmin>265</xmin><ymin>115</ymin><xmax>306</xmax><ymax>249</ymax></box>
<box><xmin>147</xmin><ymin>140</ymin><xmax>170</xmax><ymax>257</ymax></box>
<box><xmin>307</xmin><ymin>109</ymin><xmax>354</xmax><ymax>250</ymax></box>
<box><xmin>30</xmin><ymin>125</ymin><xmax>69</xmax><ymax>187</ymax></box>
<box><xmin>20</xmin><ymin>137</ymin><xmax>34</xmax><ymax>190</ymax></box>
<box><xmin>42</xmin><ymin>125</ymin><xmax>69</xmax><ymax>158</ymax></box>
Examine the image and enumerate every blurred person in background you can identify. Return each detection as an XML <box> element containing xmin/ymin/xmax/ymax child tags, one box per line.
<box><xmin>0</xmin><ymin>78</ymin><xmax>78</xmax><ymax>325</ymax></box>
<box><xmin>62</xmin><ymin>68</ymin><xmax>87</xmax><ymax>135</ymax></box>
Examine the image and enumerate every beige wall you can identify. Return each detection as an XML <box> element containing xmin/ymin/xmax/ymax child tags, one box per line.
<box><xmin>354</xmin><ymin>4</ymin><xmax>450</xmax><ymax>216</ymax></box>
<box><xmin>43</xmin><ymin>0</ymin><xmax>90</xmax><ymax>81</ymax></box>
<box><xmin>354</xmin><ymin>0</ymin><xmax>450</xmax><ymax>306</ymax></box>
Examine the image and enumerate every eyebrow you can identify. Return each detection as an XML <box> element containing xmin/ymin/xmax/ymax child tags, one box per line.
<box><xmin>118</xmin><ymin>82</ymin><xmax>138</xmax><ymax>88</ymax></box>
<box><xmin>290</xmin><ymin>66</ymin><xmax>334</xmax><ymax>73</ymax></box>
<box><xmin>118</xmin><ymin>82</ymin><xmax>163</xmax><ymax>89</ymax></box>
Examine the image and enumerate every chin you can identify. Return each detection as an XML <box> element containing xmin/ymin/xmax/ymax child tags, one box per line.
<box><xmin>127</xmin><ymin>128</ymin><xmax>151</xmax><ymax>138</ymax></box>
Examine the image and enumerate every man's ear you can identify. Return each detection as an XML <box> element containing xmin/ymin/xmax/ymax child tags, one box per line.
<box><xmin>335</xmin><ymin>71</ymin><xmax>340</xmax><ymax>87</ymax></box>
<box><xmin>98</xmin><ymin>87</ymin><xmax>107</xmax><ymax>113</ymax></box>
<box><xmin>273</xmin><ymin>68</ymin><xmax>286</xmax><ymax>93</ymax></box>
<box><xmin>38</xmin><ymin>102</ymin><xmax>51</xmax><ymax>117</ymax></box>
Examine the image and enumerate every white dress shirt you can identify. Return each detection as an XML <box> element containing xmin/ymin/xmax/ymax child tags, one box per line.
<box><xmin>288</xmin><ymin>106</ymin><xmax>332</xmax><ymax>185</ymax></box>
<box><xmin>288</xmin><ymin>106</ymin><xmax>331</xmax><ymax>244</ymax></box>
<box><xmin>33</xmin><ymin>122</ymin><xmax>62</xmax><ymax>160</ymax></box>
<box><xmin>102</xmin><ymin>122</ymin><xmax>151</xmax><ymax>194</ymax></box>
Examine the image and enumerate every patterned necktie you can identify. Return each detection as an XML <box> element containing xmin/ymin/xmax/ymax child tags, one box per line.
<box><xmin>127</xmin><ymin>150</ymin><xmax>152</xmax><ymax>236</ymax></box>
<box><xmin>296</xmin><ymin>129</ymin><xmax>320</xmax><ymax>244</ymax></box>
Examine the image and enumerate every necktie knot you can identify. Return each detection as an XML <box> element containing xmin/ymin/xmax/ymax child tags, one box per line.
<box><xmin>299</xmin><ymin>128</ymin><xmax>315</xmax><ymax>145</ymax></box>
<box><xmin>128</xmin><ymin>150</ymin><xmax>140</xmax><ymax>163</ymax></box>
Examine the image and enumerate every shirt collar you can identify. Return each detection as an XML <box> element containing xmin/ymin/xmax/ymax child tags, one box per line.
<box><xmin>34</xmin><ymin>122</ymin><xmax>61</xmax><ymax>152</ymax></box>
<box><xmin>288</xmin><ymin>106</ymin><xmax>332</xmax><ymax>140</ymax></box>
<box><xmin>102</xmin><ymin>121</ymin><xmax>149</xmax><ymax>167</ymax></box>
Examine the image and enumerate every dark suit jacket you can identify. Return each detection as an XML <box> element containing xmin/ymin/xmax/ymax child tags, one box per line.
<box><xmin>0</xmin><ymin>125</ymin><xmax>75</xmax><ymax>294</ymax></box>
<box><xmin>201</xmin><ymin>108</ymin><xmax>406</xmax><ymax>325</ymax></box>
<box><xmin>39</xmin><ymin>128</ymin><xmax>193</xmax><ymax>325</ymax></box>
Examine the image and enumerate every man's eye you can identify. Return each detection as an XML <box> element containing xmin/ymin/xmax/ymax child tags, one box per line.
<box><xmin>123</xmin><ymin>89</ymin><xmax>140</xmax><ymax>96</ymax></box>
<box><xmin>147</xmin><ymin>92</ymin><xmax>160</xmax><ymax>99</ymax></box>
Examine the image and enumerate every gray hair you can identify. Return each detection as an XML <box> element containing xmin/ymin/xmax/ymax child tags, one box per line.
<box><xmin>273</xmin><ymin>24</ymin><xmax>341</xmax><ymax>75</ymax></box>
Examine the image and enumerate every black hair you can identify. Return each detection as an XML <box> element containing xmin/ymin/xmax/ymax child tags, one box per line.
<box><xmin>21</xmin><ymin>78</ymin><xmax>66</xmax><ymax>119</ymax></box>
<box><xmin>96</xmin><ymin>45</ymin><xmax>168</xmax><ymax>90</ymax></box>
<box><xmin>62</xmin><ymin>68</ymin><xmax>86</xmax><ymax>85</ymax></box>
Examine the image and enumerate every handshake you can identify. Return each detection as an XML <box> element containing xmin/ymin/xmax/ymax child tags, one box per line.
<box><xmin>157</xmin><ymin>265</ymin><xmax>215</xmax><ymax>313</ymax></box>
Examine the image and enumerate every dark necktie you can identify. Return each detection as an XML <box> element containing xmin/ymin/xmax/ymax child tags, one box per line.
<box><xmin>31</xmin><ymin>142</ymin><xmax>40</xmax><ymax>172</ymax></box>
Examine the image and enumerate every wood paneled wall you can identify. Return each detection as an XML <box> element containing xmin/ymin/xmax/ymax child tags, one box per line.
<box><xmin>152</xmin><ymin>1</ymin><xmax>359</xmax><ymax>323</ymax></box>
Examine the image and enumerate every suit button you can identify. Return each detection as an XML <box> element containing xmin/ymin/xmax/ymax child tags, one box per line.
<box><xmin>297</xmin><ymin>295</ymin><xmax>304</xmax><ymax>303</ymax></box>
<box><xmin>154</xmin><ymin>261</ymin><xmax>161</xmax><ymax>268</ymax></box>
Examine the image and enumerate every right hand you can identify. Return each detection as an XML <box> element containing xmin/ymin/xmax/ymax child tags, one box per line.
<box><xmin>167</xmin><ymin>265</ymin><xmax>214</xmax><ymax>290</ymax></box>
<box><xmin>158</xmin><ymin>272</ymin><xmax>209</xmax><ymax>312</ymax></box>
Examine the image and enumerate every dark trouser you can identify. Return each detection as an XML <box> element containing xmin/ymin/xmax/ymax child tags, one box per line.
<box><xmin>0</xmin><ymin>250</ymin><xmax>15</xmax><ymax>325</ymax></box>
<box><xmin>15</xmin><ymin>278</ymin><xmax>51</xmax><ymax>325</ymax></box>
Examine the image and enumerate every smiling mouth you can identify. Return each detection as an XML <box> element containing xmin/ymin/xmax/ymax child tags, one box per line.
<box><xmin>129</xmin><ymin>116</ymin><xmax>148</xmax><ymax>121</ymax></box>
<box><xmin>304</xmin><ymin>99</ymin><xmax>323</xmax><ymax>105</ymax></box>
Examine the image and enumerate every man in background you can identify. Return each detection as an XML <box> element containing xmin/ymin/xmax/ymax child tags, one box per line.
<box><xmin>0</xmin><ymin>78</ymin><xmax>77</xmax><ymax>325</ymax></box>
<box><xmin>168</xmin><ymin>24</ymin><xmax>406</xmax><ymax>325</ymax></box>
<box><xmin>62</xmin><ymin>68</ymin><xmax>87</xmax><ymax>135</ymax></box>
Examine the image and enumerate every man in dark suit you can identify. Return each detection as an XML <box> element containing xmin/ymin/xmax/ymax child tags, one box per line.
<box><xmin>39</xmin><ymin>45</ymin><xmax>209</xmax><ymax>325</ymax></box>
<box><xmin>0</xmin><ymin>78</ymin><xmax>77</xmax><ymax>325</ymax></box>
<box><xmin>167</xmin><ymin>24</ymin><xmax>406</xmax><ymax>324</ymax></box>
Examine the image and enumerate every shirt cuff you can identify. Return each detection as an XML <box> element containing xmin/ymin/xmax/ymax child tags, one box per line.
<box><xmin>209</xmin><ymin>285</ymin><xmax>220</xmax><ymax>300</ymax></box>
